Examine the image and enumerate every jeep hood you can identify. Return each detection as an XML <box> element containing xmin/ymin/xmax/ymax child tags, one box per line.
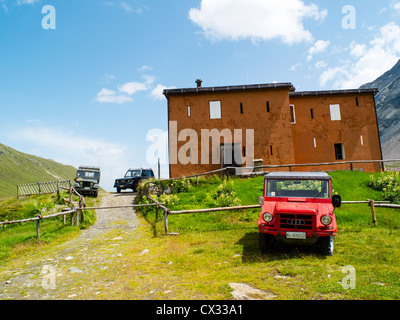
<box><xmin>116</xmin><ymin>176</ymin><xmax>140</xmax><ymax>181</ymax></box>
<box><xmin>275</xmin><ymin>202</ymin><xmax>319</xmax><ymax>214</ymax></box>
<box><xmin>76</xmin><ymin>177</ymin><xmax>99</xmax><ymax>183</ymax></box>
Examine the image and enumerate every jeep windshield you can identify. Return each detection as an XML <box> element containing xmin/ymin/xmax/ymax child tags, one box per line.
<box><xmin>125</xmin><ymin>170</ymin><xmax>140</xmax><ymax>178</ymax></box>
<box><xmin>266</xmin><ymin>179</ymin><xmax>330</xmax><ymax>199</ymax></box>
<box><xmin>77</xmin><ymin>171</ymin><xmax>100</xmax><ymax>179</ymax></box>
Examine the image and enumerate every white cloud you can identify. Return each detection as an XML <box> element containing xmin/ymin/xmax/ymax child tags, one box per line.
<box><xmin>96</xmin><ymin>88</ymin><xmax>133</xmax><ymax>104</ymax></box>
<box><xmin>307</xmin><ymin>40</ymin><xmax>330</xmax><ymax>61</ymax></box>
<box><xmin>120</xmin><ymin>2</ymin><xmax>143</xmax><ymax>14</ymax></box>
<box><xmin>289</xmin><ymin>63</ymin><xmax>302</xmax><ymax>71</ymax></box>
<box><xmin>392</xmin><ymin>2</ymin><xmax>400</xmax><ymax>12</ymax></box>
<box><xmin>188</xmin><ymin>0</ymin><xmax>327</xmax><ymax>45</ymax></box>
<box><xmin>150</xmin><ymin>84</ymin><xmax>176</xmax><ymax>100</ymax></box>
<box><xmin>17</xmin><ymin>0</ymin><xmax>40</xmax><ymax>5</ymax></box>
<box><xmin>96</xmin><ymin>74</ymin><xmax>170</xmax><ymax>104</ymax></box>
<box><xmin>319</xmin><ymin>22</ymin><xmax>400</xmax><ymax>89</ymax></box>
<box><xmin>118</xmin><ymin>82</ymin><xmax>148</xmax><ymax>95</ymax></box>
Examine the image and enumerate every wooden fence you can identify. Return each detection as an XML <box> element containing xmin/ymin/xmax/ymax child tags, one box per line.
<box><xmin>143</xmin><ymin>194</ymin><xmax>398</xmax><ymax>235</ymax></box>
<box><xmin>17</xmin><ymin>180</ymin><xmax>72</xmax><ymax>198</ymax></box>
<box><xmin>1</xmin><ymin>182</ymin><xmax>159</xmax><ymax>239</ymax></box>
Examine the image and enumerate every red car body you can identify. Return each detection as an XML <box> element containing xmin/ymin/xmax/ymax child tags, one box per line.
<box><xmin>258</xmin><ymin>172</ymin><xmax>341</xmax><ymax>255</ymax></box>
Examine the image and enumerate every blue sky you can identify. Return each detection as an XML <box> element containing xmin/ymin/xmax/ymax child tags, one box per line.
<box><xmin>1</xmin><ymin>0</ymin><xmax>400</xmax><ymax>190</ymax></box>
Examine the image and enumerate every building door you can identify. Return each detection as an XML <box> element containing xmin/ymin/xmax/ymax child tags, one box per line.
<box><xmin>334</xmin><ymin>143</ymin><xmax>345</xmax><ymax>160</ymax></box>
<box><xmin>220</xmin><ymin>143</ymin><xmax>242</xmax><ymax>174</ymax></box>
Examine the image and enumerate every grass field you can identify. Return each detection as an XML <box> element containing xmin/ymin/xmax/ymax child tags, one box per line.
<box><xmin>0</xmin><ymin>191</ymin><xmax>97</xmax><ymax>261</ymax></box>
<box><xmin>129</xmin><ymin>170</ymin><xmax>400</xmax><ymax>299</ymax></box>
<box><xmin>1</xmin><ymin>170</ymin><xmax>400</xmax><ymax>299</ymax></box>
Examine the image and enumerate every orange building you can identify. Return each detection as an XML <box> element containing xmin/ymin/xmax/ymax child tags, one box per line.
<box><xmin>163</xmin><ymin>80</ymin><xmax>382</xmax><ymax>178</ymax></box>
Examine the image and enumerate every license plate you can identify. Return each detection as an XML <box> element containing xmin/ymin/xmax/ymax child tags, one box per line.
<box><xmin>286</xmin><ymin>232</ymin><xmax>306</xmax><ymax>240</ymax></box>
<box><xmin>120</xmin><ymin>185</ymin><xmax>125</xmax><ymax>188</ymax></box>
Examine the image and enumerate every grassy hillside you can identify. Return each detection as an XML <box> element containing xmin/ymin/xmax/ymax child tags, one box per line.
<box><xmin>0</xmin><ymin>143</ymin><xmax>77</xmax><ymax>199</ymax></box>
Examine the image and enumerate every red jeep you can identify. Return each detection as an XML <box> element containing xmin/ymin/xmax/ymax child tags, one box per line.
<box><xmin>258</xmin><ymin>172</ymin><xmax>341</xmax><ymax>256</ymax></box>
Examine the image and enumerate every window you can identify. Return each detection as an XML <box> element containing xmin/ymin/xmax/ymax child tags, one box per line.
<box><xmin>240</xmin><ymin>102</ymin><xmax>243</xmax><ymax>114</ymax></box>
<box><xmin>330</xmin><ymin>104</ymin><xmax>341</xmax><ymax>121</ymax></box>
<box><xmin>360</xmin><ymin>135</ymin><xmax>364</xmax><ymax>146</ymax></box>
<box><xmin>313</xmin><ymin>138</ymin><xmax>317</xmax><ymax>148</ymax></box>
<box><xmin>334</xmin><ymin>143</ymin><xmax>345</xmax><ymax>160</ymax></box>
<box><xmin>187</xmin><ymin>106</ymin><xmax>191</xmax><ymax>117</ymax></box>
<box><xmin>310</xmin><ymin>108</ymin><xmax>314</xmax><ymax>119</ymax></box>
<box><xmin>266</xmin><ymin>101</ymin><xmax>270</xmax><ymax>112</ymax></box>
<box><xmin>290</xmin><ymin>105</ymin><xmax>296</xmax><ymax>124</ymax></box>
<box><xmin>209</xmin><ymin>101</ymin><xmax>221</xmax><ymax>119</ymax></box>
<box><xmin>355</xmin><ymin>97</ymin><xmax>359</xmax><ymax>107</ymax></box>
<box><xmin>270</xmin><ymin>145</ymin><xmax>273</xmax><ymax>156</ymax></box>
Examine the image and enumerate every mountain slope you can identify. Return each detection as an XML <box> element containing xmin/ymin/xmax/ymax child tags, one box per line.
<box><xmin>0</xmin><ymin>143</ymin><xmax>77</xmax><ymax>199</ymax></box>
<box><xmin>360</xmin><ymin>59</ymin><xmax>400</xmax><ymax>159</ymax></box>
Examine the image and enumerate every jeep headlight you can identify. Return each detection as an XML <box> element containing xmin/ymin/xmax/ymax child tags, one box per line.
<box><xmin>263</xmin><ymin>212</ymin><xmax>273</xmax><ymax>223</ymax></box>
<box><xmin>321</xmin><ymin>215</ymin><xmax>332</xmax><ymax>226</ymax></box>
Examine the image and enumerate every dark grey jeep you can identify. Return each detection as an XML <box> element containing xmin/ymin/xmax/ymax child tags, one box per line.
<box><xmin>74</xmin><ymin>166</ymin><xmax>101</xmax><ymax>197</ymax></box>
<box><xmin>114</xmin><ymin>168</ymin><xmax>155</xmax><ymax>193</ymax></box>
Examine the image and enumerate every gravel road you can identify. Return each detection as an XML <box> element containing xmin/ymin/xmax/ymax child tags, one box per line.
<box><xmin>0</xmin><ymin>192</ymin><xmax>139</xmax><ymax>300</ymax></box>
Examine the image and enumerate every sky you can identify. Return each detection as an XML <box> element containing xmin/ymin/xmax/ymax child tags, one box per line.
<box><xmin>1</xmin><ymin>0</ymin><xmax>400</xmax><ymax>191</ymax></box>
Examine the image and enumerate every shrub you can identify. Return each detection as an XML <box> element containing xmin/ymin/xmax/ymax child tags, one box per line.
<box><xmin>368</xmin><ymin>172</ymin><xmax>400</xmax><ymax>203</ymax></box>
<box><xmin>211</xmin><ymin>180</ymin><xmax>241</xmax><ymax>207</ymax></box>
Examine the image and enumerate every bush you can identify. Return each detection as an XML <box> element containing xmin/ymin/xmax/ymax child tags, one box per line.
<box><xmin>368</xmin><ymin>172</ymin><xmax>400</xmax><ymax>203</ymax></box>
<box><xmin>211</xmin><ymin>180</ymin><xmax>241</xmax><ymax>207</ymax></box>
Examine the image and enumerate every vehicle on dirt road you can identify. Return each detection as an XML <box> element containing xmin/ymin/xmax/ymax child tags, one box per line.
<box><xmin>114</xmin><ymin>168</ymin><xmax>155</xmax><ymax>193</ymax></box>
<box><xmin>258</xmin><ymin>172</ymin><xmax>341</xmax><ymax>256</ymax></box>
<box><xmin>74</xmin><ymin>166</ymin><xmax>101</xmax><ymax>197</ymax></box>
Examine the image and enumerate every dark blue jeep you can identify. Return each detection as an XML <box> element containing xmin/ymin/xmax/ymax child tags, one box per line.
<box><xmin>114</xmin><ymin>168</ymin><xmax>154</xmax><ymax>193</ymax></box>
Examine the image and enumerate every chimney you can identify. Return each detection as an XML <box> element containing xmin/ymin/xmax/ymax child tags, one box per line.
<box><xmin>196</xmin><ymin>79</ymin><xmax>202</xmax><ymax>88</ymax></box>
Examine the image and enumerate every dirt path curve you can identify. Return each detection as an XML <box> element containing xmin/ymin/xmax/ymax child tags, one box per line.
<box><xmin>0</xmin><ymin>192</ymin><xmax>139</xmax><ymax>300</ymax></box>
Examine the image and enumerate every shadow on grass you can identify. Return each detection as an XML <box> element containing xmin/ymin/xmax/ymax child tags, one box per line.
<box><xmin>237</xmin><ymin>232</ymin><xmax>328</xmax><ymax>262</ymax></box>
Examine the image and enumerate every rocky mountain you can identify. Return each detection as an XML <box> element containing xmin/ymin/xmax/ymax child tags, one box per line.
<box><xmin>360</xmin><ymin>59</ymin><xmax>400</xmax><ymax>160</ymax></box>
<box><xmin>0</xmin><ymin>143</ymin><xmax>77</xmax><ymax>199</ymax></box>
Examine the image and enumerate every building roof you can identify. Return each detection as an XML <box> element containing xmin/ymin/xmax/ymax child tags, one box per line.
<box><xmin>163</xmin><ymin>80</ymin><xmax>378</xmax><ymax>98</ymax></box>
<box><xmin>289</xmin><ymin>88</ymin><xmax>378</xmax><ymax>97</ymax></box>
<box><xmin>163</xmin><ymin>82</ymin><xmax>294</xmax><ymax>96</ymax></box>
<box><xmin>265</xmin><ymin>171</ymin><xmax>331</xmax><ymax>180</ymax></box>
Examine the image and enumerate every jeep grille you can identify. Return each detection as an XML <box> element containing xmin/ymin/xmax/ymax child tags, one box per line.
<box><xmin>278</xmin><ymin>214</ymin><xmax>314</xmax><ymax>230</ymax></box>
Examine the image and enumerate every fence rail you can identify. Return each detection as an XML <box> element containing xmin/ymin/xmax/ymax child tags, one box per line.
<box><xmin>143</xmin><ymin>194</ymin><xmax>399</xmax><ymax>235</ymax></box>
<box><xmin>17</xmin><ymin>180</ymin><xmax>71</xmax><ymax>198</ymax></box>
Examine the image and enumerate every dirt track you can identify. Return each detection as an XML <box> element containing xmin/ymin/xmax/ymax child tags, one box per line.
<box><xmin>0</xmin><ymin>192</ymin><xmax>139</xmax><ymax>300</ymax></box>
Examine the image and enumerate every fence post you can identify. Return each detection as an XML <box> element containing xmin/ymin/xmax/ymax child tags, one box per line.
<box><xmin>369</xmin><ymin>199</ymin><xmax>377</xmax><ymax>225</ymax></box>
<box><xmin>36</xmin><ymin>218</ymin><xmax>40</xmax><ymax>239</ymax></box>
<box><xmin>164</xmin><ymin>209</ymin><xmax>169</xmax><ymax>236</ymax></box>
<box><xmin>70</xmin><ymin>209</ymin><xmax>74</xmax><ymax>226</ymax></box>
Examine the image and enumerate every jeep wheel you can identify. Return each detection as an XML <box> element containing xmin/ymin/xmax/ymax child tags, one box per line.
<box><xmin>259</xmin><ymin>233</ymin><xmax>274</xmax><ymax>254</ymax></box>
<box><xmin>320</xmin><ymin>236</ymin><xmax>334</xmax><ymax>256</ymax></box>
